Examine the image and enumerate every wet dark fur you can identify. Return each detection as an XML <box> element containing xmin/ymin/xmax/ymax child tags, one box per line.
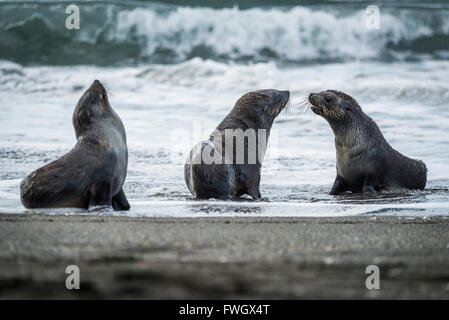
<box><xmin>185</xmin><ymin>89</ymin><xmax>290</xmax><ymax>200</ymax></box>
<box><xmin>20</xmin><ymin>80</ymin><xmax>130</xmax><ymax>211</ymax></box>
<box><xmin>309</xmin><ymin>90</ymin><xmax>427</xmax><ymax>195</ymax></box>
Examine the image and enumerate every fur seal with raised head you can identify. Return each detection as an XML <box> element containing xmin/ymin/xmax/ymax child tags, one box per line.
<box><xmin>20</xmin><ymin>80</ymin><xmax>130</xmax><ymax>211</ymax></box>
<box><xmin>308</xmin><ymin>90</ymin><xmax>427</xmax><ymax>195</ymax></box>
<box><xmin>185</xmin><ymin>89</ymin><xmax>290</xmax><ymax>200</ymax></box>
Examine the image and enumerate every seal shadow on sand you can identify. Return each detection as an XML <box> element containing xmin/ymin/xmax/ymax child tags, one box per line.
<box><xmin>329</xmin><ymin>187</ymin><xmax>448</xmax><ymax>205</ymax></box>
<box><xmin>188</xmin><ymin>202</ymin><xmax>263</xmax><ymax>215</ymax></box>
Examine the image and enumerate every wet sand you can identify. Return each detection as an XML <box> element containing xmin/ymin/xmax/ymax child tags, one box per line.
<box><xmin>0</xmin><ymin>214</ymin><xmax>448</xmax><ymax>299</ymax></box>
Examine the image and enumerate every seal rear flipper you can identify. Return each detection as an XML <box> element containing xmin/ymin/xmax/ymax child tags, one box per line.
<box><xmin>185</xmin><ymin>141</ymin><xmax>230</xmax><ymax>199</ymax></box>
<box><xmin>193</xmin><ymin>163</ymin><xmax>230</xmax><ymax>199</ymax></box>
<box><xmin>20</xmin><ymin>160</ymin><xmax>90</xmax><ymax>209</ymax></box>
<box><xmin>112</xmin><ymin>187</ymin><xmax>130</xmax><ymax>211</ymax></box>
<box><xmin>88</xmin><ymin>181</ymin><xmax>112</xmax><ymax>211</ymax></box>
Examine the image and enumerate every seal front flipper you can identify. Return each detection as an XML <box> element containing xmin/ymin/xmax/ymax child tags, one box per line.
<box><xmin>362</xmin><ymin>185</ymin><xmax>376</xmax><ymax>194</ymax></box>
<box><xmin>248</xmin><ymin>188</ymin><xmax>262</xmax><ymax>200</ymax></box>
<box><xmin>112</xmin><ymin>187</ymin><xmax>130</xmax><ymax>211</ymax></box>
<box><xmin>88</xmin><ymin>181</ymin><xmax>112</xmax><ymax>211</ymax></box>
<box><xmin>362</xmin><ymin>175</ymin><xmax>379</xmax><ymax>195</ymax></box>
<box><xmin>329</xmin><ymin>176</ymin><xmax>348</xmax><ymax>195</ymax></box>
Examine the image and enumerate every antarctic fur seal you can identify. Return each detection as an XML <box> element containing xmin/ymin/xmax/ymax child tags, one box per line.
<box><xmin>20</xmin><ymin>80</ymin><xmax>130</xmax><ymax>211</ymax></box>
<box><xmin>185</xmin><ymin>89</ymin><xmax>290</xmax><ymax>200</ymax></box>
<box><xmin>308</xmin><ymin>90</ymin><xmax>427</xmax><ymax>195</ymax></box>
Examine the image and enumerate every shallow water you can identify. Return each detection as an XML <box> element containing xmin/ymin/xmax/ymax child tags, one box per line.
<box><xmin>0</xmin><ymin>1</ymin><xmax>448</xmax><ymax>217</ymax></box>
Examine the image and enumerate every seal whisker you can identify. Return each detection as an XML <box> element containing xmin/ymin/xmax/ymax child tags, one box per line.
<box><xmin>102</xmin><ymin>83</ymin><xmax>113</xmax><ymax>96</ymax></box>
<box><xmin>297</xmin><ymin>98</ymin><xmax>312</xmax><ymax>115</ymax></box>
<box><xmin>297</xmin><ymin>101</ymin><xmax>307</xmax><ymax>109</ymax></box>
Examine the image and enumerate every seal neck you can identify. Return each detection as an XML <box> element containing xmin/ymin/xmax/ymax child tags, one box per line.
<box><xmin>331</xmin><ymin>114</ymin><xmax>382</xmax><ymax>149</ymax></box>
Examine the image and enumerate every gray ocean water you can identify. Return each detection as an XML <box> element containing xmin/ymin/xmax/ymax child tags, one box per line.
<box><xmin>0</xmin><ymin>0</ymin><xmax>449</xmax><ymax>217</ymax></box>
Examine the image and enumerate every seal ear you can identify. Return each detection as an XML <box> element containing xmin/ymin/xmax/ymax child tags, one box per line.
<box><xmin>341</xmin><ymin>100</ymin><xmax>352</xmax><ymax>112</ymax></box>
<box><xmin>77</xmin><ymin>108</ymin><xmax>91</xmax><ymax>127</ymax></box>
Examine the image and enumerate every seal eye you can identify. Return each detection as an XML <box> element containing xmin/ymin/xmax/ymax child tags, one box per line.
<box><xmin>324</xmin><ymin>95</ymin><xmax>333</xmax><ymax>103</ymax></box>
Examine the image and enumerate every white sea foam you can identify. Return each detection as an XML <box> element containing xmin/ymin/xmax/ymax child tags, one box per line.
<box><xmin>2</xmin><ymin>59</ymin><xmax>449</xmax><ymax>106</ymax></box>
<box><xmin>111</xmin><ymin>6</ymin><xmax>439</xmax><ymax>61</ymax></box>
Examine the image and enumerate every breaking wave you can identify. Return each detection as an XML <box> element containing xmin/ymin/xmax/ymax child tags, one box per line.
<box><xmin>1</xmin><ymin>1</ymin><xmax>449</xmax><ymax>65</ymax></box>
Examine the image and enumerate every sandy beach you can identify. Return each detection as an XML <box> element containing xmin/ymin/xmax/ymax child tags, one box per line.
<box><xmin>1</xmin><ymin>214</ymin><xmax>448</xmax><ymax>299</ymax></box>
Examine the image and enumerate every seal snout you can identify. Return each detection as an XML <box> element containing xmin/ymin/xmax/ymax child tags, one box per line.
<box><xmin>280</xmin><ymin>90</ymin><xmax>290</xmax><ymax>104</ymax></box>
<box><xmin>308</xmin><ymin>93</ymin><xmax>319</xmax><ymax>104</ymax></box>
<box><xmin>275</xmin><ymin>90</ymin><xmax>290</xmax><ymax>116</ymax></box>
<box><xmin>308</xmin><ymin>93</ymin><xmax>323</xmax><ymax>115</ymax></box>
<box><xmin>256</xmin><ymin>89</ymin><xmax>289</xmax><ymax>101</ymax></box>
<box><xmin>88</xmin><ymin>79</ymin><xmax>107</xmax><ymax>102</ymax></box>
<box><xmin>90</xmin><ymin>79</ymin><xmax>105</xmax><ymax>91</ymax></box>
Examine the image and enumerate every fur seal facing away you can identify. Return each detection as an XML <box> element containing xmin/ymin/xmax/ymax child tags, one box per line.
<box><xmin>20</xmin><ymin>80</ymin><xmax>130</xmax><ymax>211</ymax></box>
<box><xmin>308</xmin><ymin>90</ymin><xmax>427</xmax><ymax>195</ymax></box>
<box><xmin>185</xmin><ymin>89</ymin><xmax>290</xmax><ymax>200</ymax></box>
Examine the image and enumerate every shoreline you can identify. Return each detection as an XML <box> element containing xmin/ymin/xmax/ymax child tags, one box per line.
<box><xmin>1</xmin><ymin>214</ymin><xmax>448</xmax><ymax>299</ymax></box>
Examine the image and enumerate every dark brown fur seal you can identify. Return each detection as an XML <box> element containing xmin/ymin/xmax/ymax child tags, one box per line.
<box><xmin>20</xmin><ymin>80</ymin><xmax>130</xmax><ymax>211</ymax></box>
<box><xmin>308</xmin><ymin>90</ymin><xmax>427</xmax><ymax>195</ymax></box>
<box><xmin>185</xmin><ymin>89</ymin><xmax>290</xmax><ymax>200</ymax></box>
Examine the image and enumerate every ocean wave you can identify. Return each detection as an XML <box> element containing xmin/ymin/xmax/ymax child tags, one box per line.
<box><xmin>113</xmin><ymin>6</ymin><xmax>446</xmax><ymax>63</ymax></box>
<box><xmin>2</xmin><ymin>58</ymin><xmax>449</xmax><ymax>107</ymax></box>
<box><xmin>0</xmin><ymin>2</ymin><xmax>449</xmax><ymax>65</ymax></box>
